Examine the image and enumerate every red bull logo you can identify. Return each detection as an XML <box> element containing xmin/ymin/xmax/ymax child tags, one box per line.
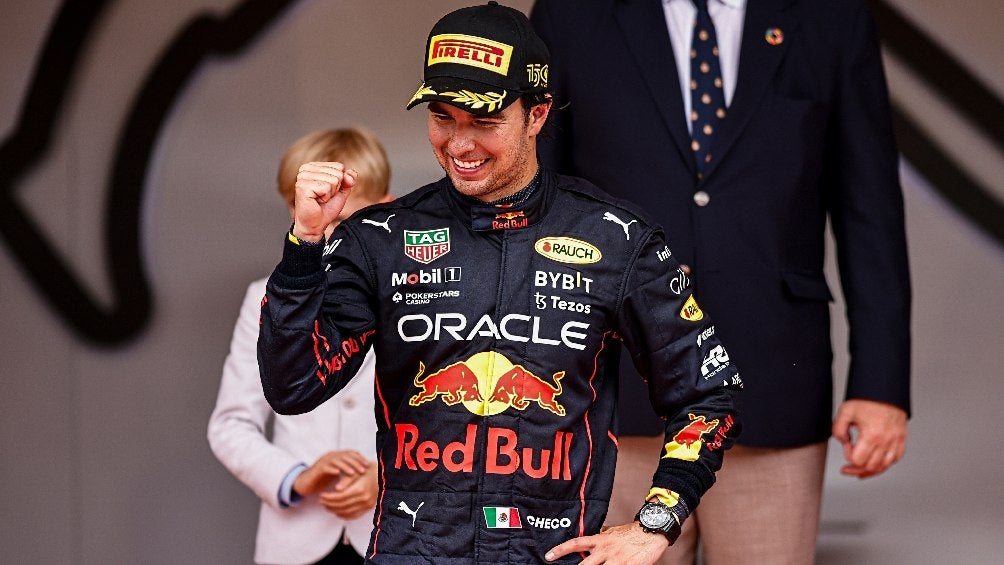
<box><xmin>493</xmin><ymin>210</ymin><xmax>528</xmax><ymax>230</ymax></box>
<box><xmin>409</xmin><ymin>352</ymin><xmax>566</xmax><ymax>417</ymax></box>
<box><xmin>489</xmin><ymin>366</ymin><xmax>565</xmax><ymax>416</ymax></box>
<box><xmin>395</xmin><ymin>422</ymin><xmax>573</xmax><ymax>480</ymax></box>
<box><xmin>662</xmin><ymin>413</ymin><xmax>720</xmax><ymax>462</ymax></box>
<box><xmin>410</xmin><ymin>361</ymin><xmax>484</xmax><ymax>406</ymax></box>
<box><xmin>311</xmin><ymin>323</ymin><xmax>375</xmax><ymax>386</ymax></box>
<box><xmin>705</xmin><ymin>414</ymin><xmax>735</xmax><ymax>452</ymax></box>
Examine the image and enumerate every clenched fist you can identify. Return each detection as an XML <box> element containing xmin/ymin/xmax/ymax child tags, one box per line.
<box><xmin>292</xmin><ymin>161</ymin><xmax>358</xmax><ymax>242</ymax></box>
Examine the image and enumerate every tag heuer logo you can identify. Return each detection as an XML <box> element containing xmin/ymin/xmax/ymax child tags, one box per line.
<box><xmin>404</xmin><ymin>228</ymin><xmax>451</xmax><ymax>264</ymax></box>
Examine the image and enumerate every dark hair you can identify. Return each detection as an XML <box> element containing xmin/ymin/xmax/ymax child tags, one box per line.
<box><xmin>520</xmin><ymin>91</ymin><xmax>553</xmax><ymax>124</ymax></box>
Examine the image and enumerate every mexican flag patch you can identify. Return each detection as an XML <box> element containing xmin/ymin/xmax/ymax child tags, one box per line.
<box><xmin>483</xmin><ymin>506</ymin><xmax>522</xmax><ymax>529</ymax></box>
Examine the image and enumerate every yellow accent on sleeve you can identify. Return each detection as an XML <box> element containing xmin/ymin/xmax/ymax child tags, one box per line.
<box><xmin>288</xmin><ymin>231</ymin><xmax>301</xmax><ymax>245</ymax></box>
<box><xmin>646</xmin><ymin>487</ymin><xmax>681</xmax><ymax>507</ymax></box>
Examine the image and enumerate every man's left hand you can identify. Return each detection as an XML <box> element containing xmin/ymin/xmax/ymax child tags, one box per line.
<box><xmin>545</xmin><ymin>522</ymin><xmax>669</xmax><ymax>564</ymax></box>
<box><xmin>832</xmin><ymin>398</ymin><xmax>908</xmax><ymax>479</ymax></box>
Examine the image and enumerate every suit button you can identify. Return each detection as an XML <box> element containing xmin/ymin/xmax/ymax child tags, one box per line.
<box><xmin>693</xmin><ymin>191</ymin><xmax>710</xmax><ymax>207</ymax></box>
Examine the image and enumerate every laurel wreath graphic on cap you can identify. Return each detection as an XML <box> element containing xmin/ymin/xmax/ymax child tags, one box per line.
<box><xmin>408</xmin><ymin>85</ymin><xmax>437</xmax><ymax>107</ymax></box>
<box><xmin>410</xmin><ymin>82</ymin><xmax>508</xmax><ymax>113</ymax></box>
<box><xmin>441</xmin><ymin>90</ymin><xmax>507</xmax><ymax>113</ymax></box>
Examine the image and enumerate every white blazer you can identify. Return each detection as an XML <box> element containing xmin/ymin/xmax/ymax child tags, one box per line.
<box><xmin>208</xmin><ymin>279</ymin><xmax>377</xmax><ymax>564</ymax></box>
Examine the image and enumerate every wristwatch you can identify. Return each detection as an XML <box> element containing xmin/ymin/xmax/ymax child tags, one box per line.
<box><xmin>635</xmin><ymin>500</ymin><xmax>686</xmax><ymax>544</ymax></box>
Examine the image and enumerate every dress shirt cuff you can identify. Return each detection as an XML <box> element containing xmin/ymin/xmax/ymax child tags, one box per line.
<box><xmin>278</xmin><ymin>463</ymin><xmax>308</xmax><ymax>508</ymax></box>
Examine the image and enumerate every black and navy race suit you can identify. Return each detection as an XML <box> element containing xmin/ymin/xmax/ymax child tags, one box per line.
<box><xmin>258</xmin><ymin>169</ymin><xmax>742</xmax><ymax>564</ymax></box>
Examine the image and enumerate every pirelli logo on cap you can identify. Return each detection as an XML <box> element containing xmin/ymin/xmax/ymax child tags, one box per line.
<box><xmin>428</xmin><ymin>34</ymin><xmax>512</xmax><ymax>76</ymax></box>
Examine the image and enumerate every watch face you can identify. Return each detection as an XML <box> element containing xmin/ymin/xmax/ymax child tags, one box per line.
<box><xmin>639</xmin><ymin>503</ymin><xmax>673</xmax><ymax>530</ymax></box>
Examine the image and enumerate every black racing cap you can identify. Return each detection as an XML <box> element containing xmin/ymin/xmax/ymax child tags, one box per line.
<box><xmin>406</xmin><ymin>1</ymin><xmax>549</xmax><ymax>116</ymax></box>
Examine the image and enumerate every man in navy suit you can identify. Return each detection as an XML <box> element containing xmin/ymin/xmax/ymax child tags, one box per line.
<box><xmin>530</xmin><ymin>0</ymin><xmax>911</xmax><ymax>562</ymax></box>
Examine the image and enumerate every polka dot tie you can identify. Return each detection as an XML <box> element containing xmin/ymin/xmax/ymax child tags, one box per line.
<box><xmin>689</xmin><ymin>0</ymin><xmax>726</xmax><ymax>177</ymax></box>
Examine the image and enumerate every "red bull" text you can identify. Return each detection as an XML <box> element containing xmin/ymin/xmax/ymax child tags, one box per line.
<box><xmin>395</xmin><ymin>423</ymin><xmax>574</xmax><ymax>480</ymax></box>
<box><xmin>493</xmin><ymin>211</ymin><xmax>528</xmax><ymax>230</ymax></box>
<box><xmin>705</xmin><ymin>414</ymin><xmax>735</xmax><ymax>452</ymax></box>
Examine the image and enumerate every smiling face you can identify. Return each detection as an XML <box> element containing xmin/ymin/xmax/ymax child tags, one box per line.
<box><xmin>427</xmin><ymin>99</ymin><xmax>551</xmax><ymax>202</ymax></box>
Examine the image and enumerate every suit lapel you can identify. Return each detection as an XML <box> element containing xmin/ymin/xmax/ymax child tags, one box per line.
<box><xmin>614</xmin><ymin>0</ymin><xmax>695</xmax><ymax>174</ymax></box>
<box><xmin>703</xmin><ymin>0</ymin><xmax>796</xmax><ymax>180</ymax></box>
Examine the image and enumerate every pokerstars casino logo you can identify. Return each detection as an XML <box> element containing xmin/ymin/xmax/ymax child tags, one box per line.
<box><xmin>534</xmin><ymin>237</ymin><xmax>601</xmax><ymax>265</ymax></box>
<box><xmin>409</xmin><ymin>351</ymin><xmax>566</xmax><ymax>416</ymax></box>
<box><xmin>404</xmin><ymin>228</ymin><xmax>450</xmax><ymax>264</ymax></box>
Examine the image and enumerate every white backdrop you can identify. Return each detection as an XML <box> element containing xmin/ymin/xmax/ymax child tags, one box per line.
<box><xmin>1</xmin><ymin>1</ymin><xmax>1001</xmax><ymax>563</ymax></box>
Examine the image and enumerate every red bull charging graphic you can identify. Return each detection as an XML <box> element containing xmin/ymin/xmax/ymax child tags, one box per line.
<box><xmin>409</xmin><ymin>351</ymin><xmax>566</xmax><ymax>416</ymax></box>
<box><xmin>397</xmin><ymin>352</ymin><xmax>573</xmax><ymax>480</ymax></box>
<box><xmin>661</xmin><ymin>413</ymin><xmax>720</xmax><ymax>462</ymax></box>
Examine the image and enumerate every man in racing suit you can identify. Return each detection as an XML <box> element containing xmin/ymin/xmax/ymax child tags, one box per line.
<box><xmin>258</xmin><ymin>3</ymin><xmax>742</xmax><ymax>564</ymax></box>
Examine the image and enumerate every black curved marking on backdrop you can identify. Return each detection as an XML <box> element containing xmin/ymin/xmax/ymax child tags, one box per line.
<box><xmin>0</xmin><ymin>0</ymin><xmax>297</xmax><ymax>345</ymax></box>
<box><xmin>870</xmin><ymin>0</ymin><xmax>1004</xmax><ymax>246</ymax></box>
<box><xmin>4</xmin><ymin>2</ymin><xmax>1001</xmax><ymax>347</ymax></box>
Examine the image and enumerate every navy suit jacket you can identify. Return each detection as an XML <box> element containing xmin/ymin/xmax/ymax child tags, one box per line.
<box><xmin>531</xmin><ymin>0</ymin><xmax>910</xmax><ymax>445</ymax></box>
